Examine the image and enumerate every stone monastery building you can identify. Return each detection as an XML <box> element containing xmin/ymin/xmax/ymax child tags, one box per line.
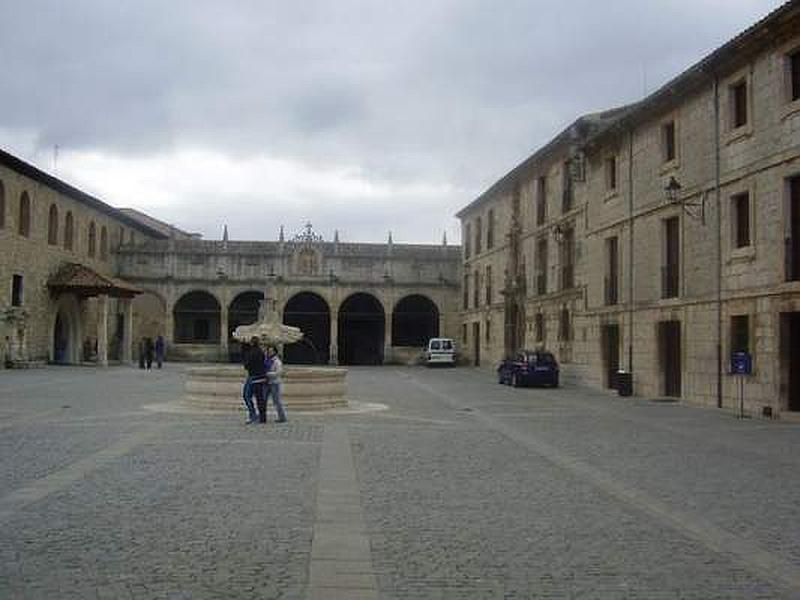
<box><xmin>456</xmin><ymin>1</ymin><xmax>800</xmax><ymax>416</ymax></box>
<box><xmin>0</xmin><ymin>148</ymin><xmax>460</xmax><ymax>368</ymax></box>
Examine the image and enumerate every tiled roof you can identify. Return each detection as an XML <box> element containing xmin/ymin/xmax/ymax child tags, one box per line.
<box><xmin>48</xmin><ymin>263</ymin><xmax>142</xmax><ymax>297</ymax></box>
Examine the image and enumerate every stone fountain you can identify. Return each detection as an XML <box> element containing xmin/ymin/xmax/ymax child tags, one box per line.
<box><xmin>182</xmin><ymin>279</ymin><xmax>348</xmax><ymax>412</ymax></box>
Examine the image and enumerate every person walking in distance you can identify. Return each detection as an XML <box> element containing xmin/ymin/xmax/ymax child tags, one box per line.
<box><xmin>265</xmin><ymin>345</ymin><xmax>288</xmax><ymax>423</ymax></box>
<box><xmin>154</xmin><ymin>335</ymin><xmax>165</xmax><ymax>369</ymax></box>
<box><xmin>144</xmin><ymin>337</ymin><xmax>155</xmax><ymax>370</ymax></box>
<box><xmin>243</xmin><ymin>337</ymin><xmax>268</xmax><ymax>424</ymax></box>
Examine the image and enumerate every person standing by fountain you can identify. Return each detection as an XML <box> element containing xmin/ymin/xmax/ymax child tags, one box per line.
<box><xmin>265</xmin><ymin>345</ymin><xmax>288</xmax><ymax>423</ymax></box>
<box><xmin>243</xmin><ymin>337</ymin><xmax>267</xmax><ymax>424</ymax></box>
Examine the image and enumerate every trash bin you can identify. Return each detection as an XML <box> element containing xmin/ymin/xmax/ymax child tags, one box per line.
<box><xmin>617</xmin><ymin>370</ymin><xmax>632</xmax><ymax>397</ymax></box>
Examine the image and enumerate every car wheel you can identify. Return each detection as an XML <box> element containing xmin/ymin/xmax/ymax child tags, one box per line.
<box><xmin>552</xmin><ymin>375</ymin><xmax>559</xmax><ymax>388</ymax></box>
<box><xmin>498</xmin><ymin>372</ymin><xmax>505</xmax><ymax>384</ymax></box>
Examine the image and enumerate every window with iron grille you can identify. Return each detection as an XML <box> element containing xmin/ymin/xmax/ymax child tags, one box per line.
<box><xmin>487</xmin><ymin>209</ymin><xmax>495</xmax><ymax>249</ymax></box>
<box><xmin>536</xmin><ymin>176</ymin><xmax>546</xmax><ymax>225</ymax></box>
<box><xmin>732</xmin><ymin>192</ymin><xmax>750</xmax><ymax>249</ymax></box>
<box><xmin>730</xmin><ymin>80</ymin><xmax>748</xmax><ymax>129</ymax></box>
<box><xmin>662</xmin><ymin>121</ymin><xmax>676</xmax><ymax>163</ymax></box>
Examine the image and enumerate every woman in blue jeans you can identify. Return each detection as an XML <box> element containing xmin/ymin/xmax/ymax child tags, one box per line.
<box><xmin>265</xmin><ymin>345</ymin><xmax>288</xmax><ymax>423</ymax></box>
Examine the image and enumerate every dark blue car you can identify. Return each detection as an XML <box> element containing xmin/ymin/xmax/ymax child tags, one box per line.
<box><xmin>497</xmin><ymin>350</ymin><xmax>559</xmax><ymax>388</ymax></box>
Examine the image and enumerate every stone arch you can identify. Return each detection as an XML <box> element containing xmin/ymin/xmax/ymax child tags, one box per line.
<box><xmin>51</xmin><ymin>294</ymin><xmax>82</xmax><ymax>364</ymax></box>
<box><xmin>227</xmin><ymin>290</ymin><xmax>263</xmax><ymax>362</ymax></box>
<box><xmin>47</xmin><ymin>204</ymin><xmax>58</xmax><ymax>245</ymax></box>
<box><xmin>173</xmin><ymin>290</ymin><xmax>221</xmax><ymax>343</ymax></box>
<box><xmin>18</xmin><ymin>191</ymin><xmax>31</xmax><ymax>237</ymax></box>
<box><xmin>392</xmin><ymin>294</ymin><xmax>439</xmax><ymax>347</ymax></box>
<box><xmin>338</xmin><ymin>292</ymin><xmax>385</xmax><ymax>365</ymax></box>
<box><xmin>283</xmin><ymin>291</ymin><xmax>330</xmax><ymax>364</ymax></box>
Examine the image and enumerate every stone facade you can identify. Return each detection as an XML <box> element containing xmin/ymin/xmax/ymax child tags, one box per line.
<box><xmin>457</xmin><ymin>2</ymin><xmax>800</xmax><ymax>415</ymax></box>
<box><xmin>116</xmin><ymin>225</ymin><xmax>461</xmax><ymax>365</ymax></box>
<box><xmin>0</xmin><ymin>149</ymin><xmax>166</xmax><ymax>366</ymax></box>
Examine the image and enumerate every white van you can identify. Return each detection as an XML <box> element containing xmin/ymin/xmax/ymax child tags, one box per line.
<box><xmin>424</xmin><ymin>338</ymin><xmax>455</xmax><ymax>366</ymax></box>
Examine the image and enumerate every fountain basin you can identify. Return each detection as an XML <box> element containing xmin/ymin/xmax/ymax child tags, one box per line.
<box><xmin>183</xmin><ymin>364</ymin><xmax>348</xmax><ymax>412</ymax></box>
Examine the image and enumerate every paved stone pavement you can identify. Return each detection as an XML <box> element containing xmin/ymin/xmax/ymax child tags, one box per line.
<box><xmin>0</xmin><ymin>364</ymin><xmax>799</xmax><ymax>599</ymax></box>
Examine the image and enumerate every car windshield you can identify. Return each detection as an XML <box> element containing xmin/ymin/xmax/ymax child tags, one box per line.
<box><xmin>441</xmin><ymin>340</ymin><xmax>453</xmax><ymax>350</ymax></box>
<box><xmin>430</xmin><ymin>341</ymin><xmax>441</xmax><ymax>350</ymax></box>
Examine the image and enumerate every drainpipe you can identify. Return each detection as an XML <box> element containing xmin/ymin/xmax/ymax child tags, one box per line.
<box><xmin>627</xmin><ymin>128</ymin><xmax>635</xmax><ymax>374</ymax></box>
<box><xmin>714</xmin><ymin>76</ymin><xmax>723</xmax><ymax>409</ymax></box>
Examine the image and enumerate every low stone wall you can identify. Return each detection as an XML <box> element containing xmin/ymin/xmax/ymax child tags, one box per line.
<box><xmin>168</xmin><ymin>343</ymin><xmax>225</xmax><ymax>363</ymax></box>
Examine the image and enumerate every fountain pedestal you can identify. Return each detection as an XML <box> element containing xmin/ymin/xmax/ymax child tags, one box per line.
<box><xmin>182</xmin><ymin>364</ymin><xmax>347</xmax><ymax>412</ymax></box>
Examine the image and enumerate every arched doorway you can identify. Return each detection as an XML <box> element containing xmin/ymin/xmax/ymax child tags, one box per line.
<box><xmin>53</xmin><ymin>312</ymin><xmax>69</xmax><ymax>364</ymax></box>
<box><xmin>338</xmin><ymin>293</ymin><xmax>384</xmax><ymax>365</ymax></box>
<box><xmin>392</xmin><ymin>295</ymin><xmax>439</xmax><ymax>347</ymax></box>
<box><xmin>228</xmin><ymin>291</ymin><xmax>263</xmax><ymax>362</ymax></box>
<box><xmin>173</xmin><ymin>291</ymin><xmax>221</xmax><ymax>344</ymax></box>
<box><xmin>283</xmin><ymin>292</ymin><xmax>330</xmax><ymax>364</ymax></box>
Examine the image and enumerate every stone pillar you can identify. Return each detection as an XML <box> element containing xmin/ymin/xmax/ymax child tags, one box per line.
<box><xmin>219</xmin><ymin>304</ymin><xmax>229</xmax><ymax>361</ymax></box>
<box><xmin>383</xmin><ymin>314</ymin><xmax>392</xmax><ymax>364</ymax></box>
<box><xmin>121</xmin><ymin>297</ymin><xmax>133</xmax><ymax>364</ymax></box>
<box><xmin>97</xmin><ymin>294</ymin><xmax>109</xmax><ymax>367</ymax></box>
<box><xmin>329</xmin><ymin>315</ymin><xmax>339</xmax><ymax>365</ymax></box>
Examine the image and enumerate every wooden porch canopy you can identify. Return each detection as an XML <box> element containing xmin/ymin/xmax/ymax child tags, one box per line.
<box><xmin>48</xmin><ymin>263</ymin><xmax>142</xmax><ymax>299</ymax></box>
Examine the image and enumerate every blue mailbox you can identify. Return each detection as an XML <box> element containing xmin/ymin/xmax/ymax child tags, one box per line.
<box><xmin>730</xmin><ymin>351</ymin><xmax>752</xmax><ymax>375</ymax></box>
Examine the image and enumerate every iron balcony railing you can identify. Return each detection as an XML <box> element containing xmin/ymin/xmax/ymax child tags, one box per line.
<box><xmin>661</xmin><ymin>264</ymin><xmax>680</xmax><ymax>299</ymax></box>
<box><xmin>786</xmin><ymin>236</ymin><xmax>799</xmax><ymax>282</ymax></box>
<box><xmin>604</xmin><ymin>275</ymin><xmax>619</xmax><ymax>305</ymax></box>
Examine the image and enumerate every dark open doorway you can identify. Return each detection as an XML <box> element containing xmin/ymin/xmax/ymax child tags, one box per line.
<box><xmin>783</xmin><ymin>312</ymin><xmax>800</xmax><ymax>412</ymax></box>
<box><xmin>659</xmin><ymin>320</ymin><xmax>681</xmax><ymax>397</ymax></box>
<box><xmin>227</xmin><ymin>291</ymin><xmax>263</xmax><ymax>362</ymax></box>
<box><xmin>472</xmin><ymin>321</ymin><xmax>480</xmax><ymax>366</ymax></box>
<box><xmin>392</xmin><ymin>295</ymin><xmax>439</xmax><ymax>347</ymax></box>
<box><xmin>601</xmin><ymin>324</ymin><xmax>620</xmax><ymax>389</ymax></box>
<box><xmin>338</xmin><ymin>293</ymin><xmax>384</xmax><ymax>365</ymax></box>
<box><xmin>283</xmin><ymin>292</ymin><xmax>330</xmax><ymax>364</ymax></box>
<box><xmin>53</xmin><ymin>312</ymin><xmax>69</xmax><ymax>364</ymax></box>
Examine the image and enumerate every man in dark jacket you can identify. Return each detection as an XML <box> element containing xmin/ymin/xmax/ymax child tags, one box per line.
<box><xmin>243</xmin><ymin>337</ymin><xmax>267</xmax><ymax>423</ymax></box>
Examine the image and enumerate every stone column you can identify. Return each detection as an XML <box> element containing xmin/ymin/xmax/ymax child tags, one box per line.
<box><xmin>121</xmin><ymin>297</ymin><xmax>133</xmax><ymax>364</ymax></box>
<box><xmin>220</xmin><ymin>309</ymin><xmax>229</xmax><ymax>360</ymax></box>
<box><xmin>329</xmin><ymin>315</ymin><xmax>338</xmax><ymax>365</ymax></box>
<box><xmin>97</xmin><ymin>294</ymin><xmax>109</xmax><ymax>366</ymax></box>
<box><xmin>383</xmin><ymin>314</ymin><xmax>392</xmax><ymax>364</ymax></box>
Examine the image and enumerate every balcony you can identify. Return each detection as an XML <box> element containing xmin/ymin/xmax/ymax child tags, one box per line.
<box><xmin>786</xmin><ymin>237</ymin><xmax>800</xmax><ymax>282</ymax></box>
<box><xmin>604</xmin><ymin>275</ymin><xmax>618</xmax><ymax>305</ymax></box>
<box><xmin>661</xmin><ymin>264</ymin><xmax>679</xmax><ymax>299</ymax></box>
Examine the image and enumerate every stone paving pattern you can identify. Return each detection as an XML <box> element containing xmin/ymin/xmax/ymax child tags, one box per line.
<box><xmin>0</xmin><ymin>364</ymin><xmax>798</xmax><ymax>598</ymax></box>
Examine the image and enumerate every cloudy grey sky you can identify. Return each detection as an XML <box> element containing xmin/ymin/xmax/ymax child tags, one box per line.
<box><xmin>0</xmin><ymin>0</ymin><xmax>786</xmax><ymax>243</ymax></box>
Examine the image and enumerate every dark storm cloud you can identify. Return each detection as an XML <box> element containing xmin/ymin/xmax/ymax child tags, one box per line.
<box><xmin>0</xmin><ymin>0</ymin><xmax>787</xmax><ymax>241</ymax></box>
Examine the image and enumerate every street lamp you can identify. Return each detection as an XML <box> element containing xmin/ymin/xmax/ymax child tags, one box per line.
<box><xmin>664</xmin><ymin>176</ymin><xmax>705</xmax><ymax>224</ymax></box>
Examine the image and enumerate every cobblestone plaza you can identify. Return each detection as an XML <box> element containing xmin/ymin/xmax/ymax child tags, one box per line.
<box><xmin>1</xmin><ymin>366</ymin><xmax>799</xmax><ymax>599</ymax></box>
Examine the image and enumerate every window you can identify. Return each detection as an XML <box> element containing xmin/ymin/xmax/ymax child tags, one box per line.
<box><xmin>462</xmin><ymin>323</ymin><xmax>468</xmax><ymax>344</ymax></box>
<box><xmin>487</xmin><ymin>209</ymin><xmax>495</xmax><ymax>249</ymax></box>
<box><xmin>730</xmin><ymin>80</ymin><xmax>748</xmax><ymax>129</ymax></box>
<box><xmin>0</xmin><ymin>180</ymin><xmax>5</xmax><ymax>229</ymax></box>
<box><xmin>118</xmin><ymin>226</ymin><xmax>124</xmax><ymax>249</ymax></box>
<box><xmin>485</xmin><ymin>265</ymin><xmax>492</xmax><ymax>305</ymax></box>
<box><xmin>789</xmin><ymin>49</ymin><xmax>800</xmax><ymax>102</ymax></box>
<box><xmin>559</xmin><ymin>306</ymin><xmax>571</xmax><ymax>341</ymax></box>
<box><xmin>605</xmin><ymin>236</ymin><xmax>619</xmax><ymax>305</ymax></box>
<box><xmin>47</xmin><ymin>204</ymin><xmax>58</xmax><ymax>245</ymax></box>
<box><xmin>485</xmin><ymin>319</ymin><xmax>491</xmax><ymax>344</ymax></box>
<box><xmin>662</xmin><ymin>121</ymin><xmax>676</xmax><ymax>163</ymax></box>
<box><xmin>88</xmin><ymin>221</ymin><xmax>97</xmax><ymax>258</ymax></box>
<box><xmin>536</xmin><ymin>176</ymin><xmax>547</xmax><ymax>225</ymax></box>
<box><xmin>463</xmin><ymin>274</ymin><xmax>469</xmax><ymax>310</ymax></box>
<box><xmin>605</xmin><ymin>156</ymin><xmax>617</xmax><ymax>191</ymax></box>
<box><xmin>100</xmin><ymin>226</ymin><xmax>108</xmax><ymax>260</ymax></box>
<box><xmin>11</xmin><ymin>275</ymin><xmax>23</xmax><ymax>307</ymax></box>
<box><xmin>472</xmin><ymin>269</ymin><xmax>480</xmax><ymax>308</ymax></box>
<box><xmin>64</xmin><ymin>212</ymin><xmax>74</xmax><ymax>250</ymax></box>
<box><xmin>536</xmin><ymin>238</ymin><xmax>548</xmax><ymax>295</ymax></box>
<box><xmin>662</xmin><ymin>217</ymin><xmax>680</xmax><ymax>298</ymax></box>
<box><xmin>560</xmin><ymin>228</ymin><xmax>574</xmax><ymax>290</ymax></box>
<box><xmin>18</xmin><ymin>192</ymin><xmax>30</xmax><ymax>237</ymax></box>
<box><xmin>475</xmin><ymin>217</ymin><xmax>482</xmax><ymax>254</ymax></box>
<box><xmin>464</xmin><ymin>222</ymin><xmax>471</xmax><ymax>259</ymax></box>
<box><xmin>732</xmin><ymin>192</ymin><xmax>750</xmax><ymax>249</ymax></box>
<box><xmin>535</xmin><ymin>313</ymin><xmax>544</xmax><ymax>342</ymax></box>
<box><xmin>128</xmin><ymin>230</ymin><xmax>135</xmax><ymax>244</ymax></box>
<box><xmin>730</xmin><ymin>315</ymin><xmax>749</xmax><ymax>354</ymax></box>
<box><xmin>562</xmin><ymin>160</ymin><xmax>573</xmax><ymax>213</ymax></box>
